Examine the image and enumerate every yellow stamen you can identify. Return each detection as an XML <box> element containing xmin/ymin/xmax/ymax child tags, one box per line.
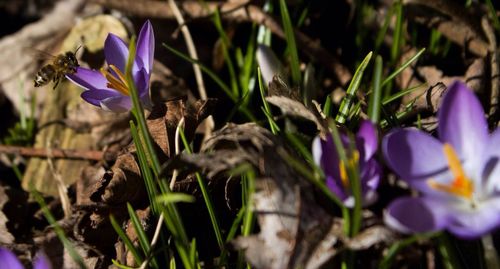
<box><xmin>338</xmin><ymin>150</ymin><xmax>360</xmax><ymax>188</ymax></box>
<box><xmin>109</xmin><ymin>65</ymin><xmax>128</xmax><ymax>85</ymax></box>
<box><xmin>428</xmin><ymin>143</ymin><xmax>474</xmax><ymax>199</ymax></box>
<box><xmin>100</xmin><ymin>65</ymin><xmax>130</xmax><ymax>96</ymax></box>
<box><xmin>339</xmin><ymin>160</ymin><xmax>349</xmax><ymax>188</ymax></box>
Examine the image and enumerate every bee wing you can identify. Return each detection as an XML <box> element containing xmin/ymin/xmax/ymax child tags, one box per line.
<box><xmin>24</xmin><ymin>47</ymin><xmax>56</xmax><ymax>61</ymax></box>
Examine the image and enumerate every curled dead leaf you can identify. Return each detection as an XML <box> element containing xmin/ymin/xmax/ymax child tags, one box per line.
<box><xmin>265</xmin><ymin>77</ymin><xmax>329</xmax><ymax>138</ymax></box>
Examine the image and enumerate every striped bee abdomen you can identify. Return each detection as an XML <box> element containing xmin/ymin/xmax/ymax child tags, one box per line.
<box><xmin>34</xmin><ymin>65</ymin><xmax>56</xmax><ymax>87</ymax></box>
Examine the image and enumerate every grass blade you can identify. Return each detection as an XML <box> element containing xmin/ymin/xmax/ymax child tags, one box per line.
<box><xmin>368</xmin><ymin>55</ymin><xmax>383</xmax><ymax>123</ymax></box>
<box><xmin>382</xmin><ymin>49</ymin><xmax>426</xmax><ymax>88</ymax></box>
<box><xmin>279</xmin><ymin>0</ymin><xmax>301</xmax><ymax>85</ymax></box>
<box><xmin>212</xmin><ymin>9</ymin><xmax>239</xmax><ymax>98</ymax></box>
<box><xmin>257</xmin><ymin>67</ymin><xmax>280</xmax><ymax>134</ymax></box>
<box><xmin>390</xmin><ymin>0</ymin><xmax>403</xmax><ymax>63</ymax></box>
<box><xmin>163</xmin><ymin>43</ymin><xmax>233</xmax><ymax>101</ymax></box>
<box><xmin>127</xmin><ymin>203</ymin><xmax>157</xmax><ymax>268</ymax></box>
<box><xmin>163</xmin><ymin>43</ymin><xmax>256</xmax><ymax>121</ymax></box>
<box><xmin>178</xmin><ymin>126</ymin><xmax>224</xmax><ymax>251</ymax></box>
<box><xmin>156</xmin><ymin>193</ymin><xmax>196</xmax><ymax>204</ymax></box>
<box><xmin>336</xmin><ymin>51</ymin><xmax>373</xmax><ymax>124</ymax></box>
<box><xmin>382</xmin><ymin>84</ymin><xmax>425</xmax><ymax>105</ymax></box>
<box><xmin>110</xmin><ymin>214</ymin><xmax>144</xmax><ymax>265</ymax></box>
<box><xmin>32</xmin><ymin>190</ymin><xmax>86</xmax><ymax>269</ymax></box>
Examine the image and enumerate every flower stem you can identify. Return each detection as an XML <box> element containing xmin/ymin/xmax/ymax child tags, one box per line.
<box><xmin>178</xmin><ymin>126</ymin><xmax>224</xmax><ymax>251</ymax></box>
<box><xmin>482</xmin><ymin>235</ymin><xmax>500</xmax><ymax>269</ymax></box>
<box><xmin>125</xmin><ymin>36</ymin><xmax>192</xmax><ymax>267</ymax></box>
<box><xmin>437</xmin><ymin>233</ymin><xmax>463</xmax><ymax>269</ymax></box>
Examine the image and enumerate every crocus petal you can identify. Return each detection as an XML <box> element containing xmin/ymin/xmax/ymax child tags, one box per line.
<box><xmin>0</xmin><ymin>248</ymin><xmax>23</xmax><ymax>269</ymax></box>
<box><xmin>104</xmin><ymin>33</ymin><xmax>130</xmax><ymax>72</ymax></box>
<box><xmin>480</xmin><ymin>129</ymin><xmax>500</xmax><ymax>193</ymax></box>
<box><xmin>383</xmin><ymin>129</ymin><xmax>448</xmax><ymax>180</ymax></box>
<box><xmin>256</xmin><ymin>45</ymin><xmax>283</xmax><ymax>86</ymax></box>
<box><xmin>134</xmin><ymin>68</ymin><xmax>149</xmax><ymax>97</ymax></box>
<box><xmin>325</xmin><ymin>176</ymin><xmax>349</xmax><ymax>202</ymax></box>
<box><xmin>312</xmin><ymin>136</ymin><xmax>341</xmax><ymax>180</ymax></box>
<box><xmin>361</xmin><ymin>158</ymin><xmax>380</xmax><ymax>191</ymax></box>
<box><xmin>132</xmin><ymin>68</ymin><xmax>152</xmax><ymax>109</ymax></box>
<box><xmin>81</xmin><ymin>89</ymin><xmax>123</xmax><ymax>106</ymax></box>
<box><xmin>438</xmin><ymin>81</ymin><xmax>488</xmax><ymax>161</ymax></box>
<box><xmin>358</xmin><ymin>159</ymin><xmax>380</xmax><ymax>206</ymax></box>
<box><xmin>34</xmin><ymin>252</ymin><xmax>51</xmax><ymax>269</ymax></box>
<box><xmin>100</xmin><ymin>96</ymin><xmax>132</xmax><ymax>112</ymax></box>
<box><xmin>481</xmin><ymin>157</ymin><xmax>500</xmax><ymax>196</ymax></box>
<box><xmin>385</xmin><ymin>197</ymin><xmax>449</xmax><ymax>233</ymax></box>
<box><xmin>446</xmin><ymin>197</ymin><xmax>500</xmax><ymax>239</ymax></box>
<box><xmin>356</xmin><ymin>120</ymin><xmax>377</xmax><ymax>160</ymax></box>
<box><xmin>136</xmin><ymin>20</ymin><xmax>154</xmax><ymax>73</ymax></box>
<box><xmin>66</xmin><ymin>67</ymin><xmax>108</xmax><ymax>91</ymax></box>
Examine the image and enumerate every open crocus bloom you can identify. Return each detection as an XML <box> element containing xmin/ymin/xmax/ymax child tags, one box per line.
<box><xmin>383</xmin><ymin>81</ymin><xmax>500</xmax><ymax>239</ymax></box>
<box><xmin>67</xmin><ymin>20</ymin><xmax>154</xmax><ymax>112</ymax></box>
<box><xmin>0</xmin><ymin>247</ymin><xmax>51</xmax><ymax>269</ymax></box>
<box><xmin>313</xmin><ymin>120</ymin><xmax>380</xmax><ymax>207</ymax></box>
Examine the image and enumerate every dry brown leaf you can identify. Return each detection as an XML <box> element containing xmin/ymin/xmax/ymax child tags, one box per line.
<box><xmin>265</xmin><ymin>77</ymin><xmax>329</xmax><ymax>138</ymax></box>
<box><xmin>404</xmin><ymin>0</ymin><xmax>489</xmax><ymax>57</ymax></box>
<box><xmin>0</xmin><ymin>184</ymin><xmax>27</xmax><ymax>244</ymax></box>
<box><xmin>116</xmin><ymin>207</ymin><xmax>154</xmax><ymax>267</ymax></box>
<box><xmin>70</xmin><ymin>98</ymin><xmax>214</xmax><ymax>256</ymax></box>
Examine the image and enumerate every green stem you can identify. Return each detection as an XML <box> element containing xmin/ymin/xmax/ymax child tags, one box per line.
<box><xmin>437</xmin><ymin>233</ymin><xmax>462</xmax><ymax>269</ymax></box>
<box><xmin>32</xmin><ymin>190</ymin><xmax>86</xmax><ymax>269</ymax></box>
<box><xmin>125</xmin><ymin>36</ymin><xmax>192</xmax><ymax>267</ymax></box>
<box><xmin>178</xmin><ymin>126</ymin><xmax>224</xmax><ymax>251</ymax></box>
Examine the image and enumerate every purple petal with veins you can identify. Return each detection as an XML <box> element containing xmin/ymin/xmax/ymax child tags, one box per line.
<box><xmin>383</xmin><ymin>81</ymin><xmax>500</xmax><ymax>239</ymax></box>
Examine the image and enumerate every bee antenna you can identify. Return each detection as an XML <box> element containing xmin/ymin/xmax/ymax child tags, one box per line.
<box><xmin>74</xmin><ymin>45</ymin><xmax>83</xmax><ymax>54</ymax></box>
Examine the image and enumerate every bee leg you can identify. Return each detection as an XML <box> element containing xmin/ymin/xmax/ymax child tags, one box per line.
<box><xmin>52</xmin><ymin>81</ymin><xmax>59</xmax><ymax>90</ymax></box>
<box><xmin>52</xmin><ymin>74</ymin><xmax>60</xmax><ymax>90</ymax></box>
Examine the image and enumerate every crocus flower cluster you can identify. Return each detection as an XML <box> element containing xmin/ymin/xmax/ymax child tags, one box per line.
<box><xmin>67</xmin><ymin>20</ymin><xmax>154</xmax><ymax>112</ymax></box>
<box><xmin>383</xmin><ymin>81</ymin><xmax>500</xmax><ymax>239</ymax></box>
<box><xmin>313</xmin><ymin>120</ymin><xmax>380</xmax><ymax>207</ymax></box>
<box><xmin>0</xmin><ymin>247</ymin><xmax>51</xmax><ymax>269</ymax></box>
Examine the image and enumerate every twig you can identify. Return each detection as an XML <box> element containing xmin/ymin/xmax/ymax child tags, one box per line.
<box><xmin>404</xmin><ymin>0</ymin><xmax>489</xmax><ymax>57</ymax></box>
<box><xmin>482</xmin><ymin>17</ymin><xmax>499</xmax><ymax>121</ymax></box>
<box><xmin>167</xmin><ymin>0</ymin><xmax>214</xmax><ymax>139</ymax></box>
<box><xmin>89</xmin><ymin>0</ymin><xmax>352</xmax><ymax>85</ymax></box>
<box><xmin>0</xmin><ymin>144</ymin><xmax>103</xmax><ymax>161</ymax></box>
<box><xmin>138</xmin><ymin>213</ymin><xmax>165</xmax><ymax>269</ymax></box>
<box><xmin>169</xmin><ymin>116</ymin><xmax>185</xmax><ymax>190</ymax></box>
<box><xmin>45</xmin><ymin>142</ymin><xmax>72</xmax><ymax>218</ymax></box>
<box><xmin>167</xmin><ymin>0</ymin><xmax>207</xmax><ymax>100</ymax></box>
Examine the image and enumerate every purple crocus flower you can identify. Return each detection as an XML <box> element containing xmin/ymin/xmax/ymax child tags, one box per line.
<box><xmin>383</xmin><ymin>81</ymin><xmax>500</xmax><ymax>239</ymax></box>
<box><xmin>313</xmin><ymin>120</ymin><xmax>380</xmax><ymax>207</ymax></box>
<box><xmin>67</xmin><ymin>20</ymin><xmax>154</xmax><ymax>112</ymax></box>
<box><xmin>0</xmin><ymin>247</ymin><xmax>51</xmax><ymax>269</ymax></box>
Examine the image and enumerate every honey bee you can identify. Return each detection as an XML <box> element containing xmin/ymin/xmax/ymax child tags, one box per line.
<box><xmin>34</xmin><ymin>48</ymin><xmax>80</xmax><ymax>89</ymax></box>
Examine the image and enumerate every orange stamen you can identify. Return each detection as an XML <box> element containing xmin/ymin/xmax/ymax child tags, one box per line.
<box><xmin>100</xmin><ymin>65</ymin><xmax>130</xmax><ymax>96</ymax></box>
<box><xmin>428</xmin><ymin>143</ymin><xmax>474</xmax><ymax>199</ymax></box>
